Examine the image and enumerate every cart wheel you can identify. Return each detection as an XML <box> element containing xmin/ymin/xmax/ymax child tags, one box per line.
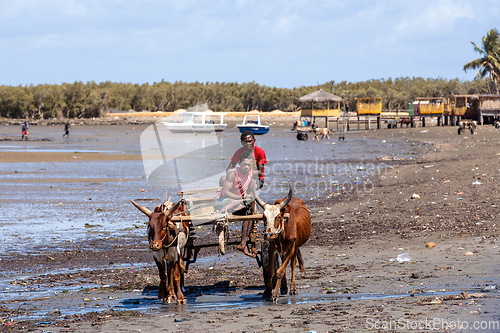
<box><xmin>296</xmin><ymin>133</ymin><xmax>308</xmax><ymax>141</ymax></box>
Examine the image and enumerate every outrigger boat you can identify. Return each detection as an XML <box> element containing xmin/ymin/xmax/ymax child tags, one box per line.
<box><xmin>236</xmin><ymin>114</ymin><xmax>269</xmax><ymax>135</ymax></box>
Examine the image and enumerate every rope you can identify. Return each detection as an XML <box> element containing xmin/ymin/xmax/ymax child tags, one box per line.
<box><xmin>163</xmin><ymin>232</ymin><xmax>179</xmax><ymax>249</ymax></box>
<box><xmin>147</xmin><ymin>225</ymin><xmax>179</xmax><ymax>249</ymax></box>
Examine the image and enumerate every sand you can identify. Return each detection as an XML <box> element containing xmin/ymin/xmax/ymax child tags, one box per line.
<box><xmin>0</xmin><ymin>120</ymin><xmax>499</xmax><ymax>333</ymax></box>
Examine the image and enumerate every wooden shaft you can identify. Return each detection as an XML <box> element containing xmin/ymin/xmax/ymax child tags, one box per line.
<box><xmin>170</xmin><ymin>213</ymin><xmax>264</xmax><ymax>225</ymax></box>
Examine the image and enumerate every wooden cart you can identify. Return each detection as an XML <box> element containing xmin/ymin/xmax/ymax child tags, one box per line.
<box><xmin>168</xmin><ymin>187</ymin><xmax>281</xmax><ymax>289</ymax></box>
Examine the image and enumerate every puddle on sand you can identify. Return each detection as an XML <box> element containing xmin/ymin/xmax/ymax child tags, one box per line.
<box><xmin>4</xmin><ymin>275</ymin><xmax>496</xmax><ymax>323</ymax></box>
<box><xmin>0</xmin><ymin>262</ymin><xmax>150</xmax><ymax>303</ymax></box>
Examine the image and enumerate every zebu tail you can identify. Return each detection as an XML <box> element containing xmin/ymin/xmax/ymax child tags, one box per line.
<box><xmin>297</xmin><ymin>249</ymin><xmax>306</xmax><ymax>273</ymax></box>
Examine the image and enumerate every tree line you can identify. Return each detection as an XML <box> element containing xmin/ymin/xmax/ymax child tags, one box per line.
<box><xmin>1</xmin><ymin>28</ymin><xmax>498</xmax><ymax>120</ymax></box>
<box><xmin>0</xmin><ymin>77</ymin><xmax>494</xmax><ymax>120</ymax></box>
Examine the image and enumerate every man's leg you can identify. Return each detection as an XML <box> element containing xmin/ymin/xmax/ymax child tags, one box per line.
<box><xmin>237</xmin><ymin>220</ymin><xmax>253</xmax><ymax>257</ymax></box>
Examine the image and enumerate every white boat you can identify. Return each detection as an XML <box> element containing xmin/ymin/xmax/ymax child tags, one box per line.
<box><xmin>236</xmin><ymin>115</ymin><xmax>270</xmax><ymax>135</ymax></box>
<box><xmin>162</xmin><ymin>111</ymin><xmax>227</xmax><ymax>133</ymax></box>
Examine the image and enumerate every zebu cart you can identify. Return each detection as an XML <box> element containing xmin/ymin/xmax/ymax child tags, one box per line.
<box><xmin>167</xmin><ymin>187</ymin><xmax>283</xmax><ymax>293</ymax></box>
<box><xmin>132</xmin><ymin>183</ymin><xmax>302</xmax><ymax>303</ymax></box>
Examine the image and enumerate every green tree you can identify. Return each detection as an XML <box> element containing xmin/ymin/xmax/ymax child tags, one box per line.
<box><xmin>463</xmin><ymin>28</ymin><xmax>500</xmax><ymax>94</ymax></box>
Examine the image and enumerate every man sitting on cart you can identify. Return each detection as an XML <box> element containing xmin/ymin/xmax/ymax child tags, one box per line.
<box><xmin>215</xmin><ymin>150</ymin><xmax>258</xmax><ymax>257</ymax></box>
<box><xmin>221</xmin><ymin>130</ymin><xmax>267</xmax><ymax>189</ymax></box>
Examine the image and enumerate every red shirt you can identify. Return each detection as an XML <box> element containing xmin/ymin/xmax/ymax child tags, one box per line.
<box><xmin>230</xmin><ymin>146</ymin><xmax>267</xmax><ymax>181</ymax></box>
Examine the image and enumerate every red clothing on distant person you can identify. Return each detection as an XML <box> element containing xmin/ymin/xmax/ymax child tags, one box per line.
<box><xmin>230</xmin><ymin>146</ymin><xmax>267</xmax><ymax>181</ymax></box>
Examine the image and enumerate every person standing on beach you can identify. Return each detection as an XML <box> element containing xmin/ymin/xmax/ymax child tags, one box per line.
<box><xmin>63</xmin><ymin>121</ymin><xmax>70</xmax><ymax>138</ymax></box>
<box><xmin>21</xmin><ymin>122</ymin><xmax>29</xmax><ymax>141</ymax></box>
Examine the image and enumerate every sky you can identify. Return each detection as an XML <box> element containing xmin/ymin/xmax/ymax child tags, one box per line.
<box><xmin>1</xmin><ymin>0</ymin><xmax>499</xmax><ymax>89</ymax></box>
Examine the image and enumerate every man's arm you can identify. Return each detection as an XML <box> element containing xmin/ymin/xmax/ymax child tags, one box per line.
<box><xmin>226</xmin><ymin>160</ymin><xmax>236</xmax><ymax>172</ymax></box>
<box><xmin>221</xmin><ymin>170</ymin><xmax>241</xmax><ymax>200</ymax></box>
<box><xmin>244</xmin><ymin>178</ymin><xmax>255</xmax><ymax>202</ymax></box>
<box><xmin>255</xmin><ymin>163</ymin><xmax>264</xmax><ymax>179</ymax></box>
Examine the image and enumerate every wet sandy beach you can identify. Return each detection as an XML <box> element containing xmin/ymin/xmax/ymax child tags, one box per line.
<box><xmin>0</xmin><ymin>118</ymin><xmax>499</xmax><ymax>332</ymax></box>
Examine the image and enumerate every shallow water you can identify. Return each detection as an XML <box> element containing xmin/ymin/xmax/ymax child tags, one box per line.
<box><xmin>0</xmin><ymin>124</ymin><xmax>429</xmax><ymax>255</ymax></box>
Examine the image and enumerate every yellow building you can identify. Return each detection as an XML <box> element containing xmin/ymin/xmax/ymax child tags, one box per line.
<box><xmin>356</xmin><ymin>97</ymin><xmax>382</xmax><ymax>115</ymax></box>
<box><xmin>417</xmin><ymin>97</ymin><xmax>445</xmax><ymax>116</ymax></box>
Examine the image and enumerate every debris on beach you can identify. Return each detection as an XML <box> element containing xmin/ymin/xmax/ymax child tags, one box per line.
<box><xmin>416</xmin><ymin>291</ymin><xmax>486</xmax><ymax>306</ymax></box>
<box><xmin>390</xmin><ymin>253</ymin><xmax>411</xmax><ymax>263</ymax></box>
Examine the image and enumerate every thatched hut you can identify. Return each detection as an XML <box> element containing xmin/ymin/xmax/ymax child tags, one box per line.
<box><xmin>298</xmin><ymin>89</ymin><xmax>342</xmax><ymax>117</ymax></box>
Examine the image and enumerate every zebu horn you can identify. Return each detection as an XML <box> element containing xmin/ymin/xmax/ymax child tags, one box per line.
<box><xmin>130</xmin><ymin>200</ymin><xmax>152</xmax><ymax>217</ymax></box>
<box><xmin>278</xmin><ymin>180</ymin><xmax>293</xmax><ymax>210</ymax></box>
<box><xmin>162</xmin><ymin>196</ymin><xmax>172</xmax><ymax>213</ymax></box>
<box><xmin>164</xmin><ymin>200</ymin><xmax>181</xmax><ymax>218</ymax></box>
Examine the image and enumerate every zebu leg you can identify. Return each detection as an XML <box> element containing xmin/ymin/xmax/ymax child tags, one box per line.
<box><xmin>263</xmin><ymin>242</ymin><xmax>276</xmax><ymax>299</ymax></box>
<box><xmin>174</xmin><ymin>262</ymin><xmax>186</xmax><ymax>304</ymax></box>
<box><xmin>279</xmin><ymin>253</ymin><xmax>288</xmax><ymax>295</ymax></box>
<box><xmin>289</xmin><ymin>249</ymin><xmax>298</xmax><ymax>295</ymax></box>
<box><xmin>166</xmin><ymin>247</ymin><xmax>178</xmax><ymax>303</ymax></box>
<box><xmin>177</xmin><ymin>230</ymin><xmax>188</xmax><ymax>272</ymax></box>
<box><xmin>272</xmin><ymin>242</ymin><xmax>296</xmax><ymax>301</ymax></box>
<box><xmin>153</xmin><ymin>250</ymin><xmax>167</xmax><ymax>302</ymax></box>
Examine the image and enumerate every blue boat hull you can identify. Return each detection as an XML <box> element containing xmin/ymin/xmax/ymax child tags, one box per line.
<box><xmin>237</xmin><ymin>125</ymin><xmax>269</xmax><ymax>135</ymax></box>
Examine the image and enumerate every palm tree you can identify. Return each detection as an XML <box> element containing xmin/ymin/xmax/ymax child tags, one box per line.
<box><xmin>463</xmin><ymin>28</ymin><xmax>500</xmax><ymax>94</ymax></box>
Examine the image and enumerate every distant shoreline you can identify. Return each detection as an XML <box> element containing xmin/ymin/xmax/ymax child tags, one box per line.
<box><xmin>0</xmin><ymin>110</ymin><xmax>301</xmax><ymax>126</ymax></box>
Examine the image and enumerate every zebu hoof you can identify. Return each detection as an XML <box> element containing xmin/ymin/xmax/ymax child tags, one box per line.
<box><xmin>177</xmin><ymin>299</ymin><xmax>187</xmax><ymax>305</ymax></box>
<box><xmin>167</xmin><ymin>296</ymin><xmax>176</xmax><ymax>304</ymax></box>
<box><xmin>262</xmin><ymin>290</ymin><xmax>272</xmax><ymax>299</ymax></box>
<box><xmin>290</xmin><ymin>289</ymin><xmax>297</xmax><ymax>295</ymax></box>
<box><xmin>272</xmin><ymin>289</ymin><xmax>280</xmax><ymax>303</ymax></box>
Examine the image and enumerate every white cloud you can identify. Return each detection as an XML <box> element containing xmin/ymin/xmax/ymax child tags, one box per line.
<box><xmin>392</xmin><ymin>0</ymin><xmax>475</xmax><ymax>38</ymax></box>
<box><xmin>0</xmin><ymin>0</ymin><xmax>499</xmax><ymax>87</ymax></box>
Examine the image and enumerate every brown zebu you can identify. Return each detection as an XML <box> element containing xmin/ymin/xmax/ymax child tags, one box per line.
<box><xmin>399</xmin><ymin>117</ymin><xmax>413</xmax><ymax>127</ymax></box>
<box><xmin>254</xmin><ymin>182</ymin><xmax>311</xmax><ymax>301</ymax></box>
<box><xmin>131</xmin><ymin>199</ymin><xmax>189</xmax><ymax>304</ymax></box>
<box><xmin>312</xmin><ymin>127</ymin><xmax>333</xmax><ymax>140</ymax></box>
